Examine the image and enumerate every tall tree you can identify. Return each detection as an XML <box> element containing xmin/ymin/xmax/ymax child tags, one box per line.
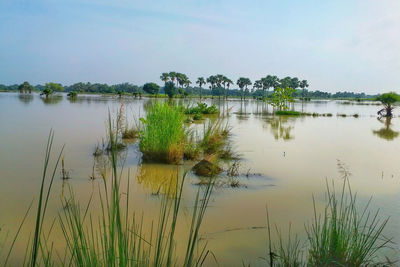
<box><xmin>169</xmin><ymin>72</ymin><xmax>178</xmax><ymax>87</ymax></box>
<box><xmin>270</xmin><ymin>75</ymin><xmax>279</xmax><ymax>91</ymax></box>
<box><xmin>290</xmin><ymin>77</ymin><xmax>300</xmax><ymax>90</ymax></box>
<box><xmin>279</xmin><ymin>77</ymin><xmax>292</xmax><ymax>89</ymax></box>
<box><xmin>18</xmin><ymin>81</ymin><xmax>33</xmax><ymax>93</ymax></box>
<box><xmin>377</xmin><ymin>92</ymin><xmax>400</xmax><ymax>117</ymax></box>
<box><xmin>160</xmin><ymin>73</ymin><xmax>169</xmax><ymax>83</ymax></box>
<box><xmin>196</xmin><ymin>77</ymin><xmax>206</xmax><ymax>100</ymax></box>
<box><xmin>299</xmin><ymin>80</ymin><xmax>309</xmax><ymax>99</ymax></box>
<box><xmin>215</xmin><ymin>74</ymin><xmax>225</xmax><ymax>100</ymax></box>
<box><xmin>207</xmin><ymin>75</ymin><xmax>218</xmax><ymax>98</ymax></box>
<box><xmin>224</xmin><ymin>77</ymin><xmax>233</xmax><ymax>99</ymax></box>
<box><xmin>237</xmin><ymin>77</ymin><xmax>252</xmax><ymax>100</ymax></box>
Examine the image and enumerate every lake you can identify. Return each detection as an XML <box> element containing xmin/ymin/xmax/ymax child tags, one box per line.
<box><xmin>0</xmin><ymin>92</ymin><xmax>399</xmax><ymax>265</ymax></box>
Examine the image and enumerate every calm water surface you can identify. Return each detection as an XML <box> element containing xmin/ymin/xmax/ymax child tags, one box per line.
<box><xmin>0</xmin><ymin>93</ymin><xmax>399</xmax><ymax>265</ymax></box>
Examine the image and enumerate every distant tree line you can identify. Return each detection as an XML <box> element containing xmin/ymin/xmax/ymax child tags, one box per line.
<box><xmin>0</xmin><ymin>79</ymin><xmax>379</xmax><ymax>100</ymax></box>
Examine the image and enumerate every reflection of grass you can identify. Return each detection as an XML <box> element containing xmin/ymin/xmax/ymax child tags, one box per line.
<box><xmin>137</xmin><ymin>164</ymin><xmax>179</xmax><ymax>196</ymax></box>
<box><xmin>267</xmin><ymin>177</ymin><xmax>392</xmax><ymax>266</ymax></box>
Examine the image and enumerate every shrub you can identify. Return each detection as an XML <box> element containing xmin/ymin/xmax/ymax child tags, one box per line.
<box><xmin>67</xmin><ymin>91</ymin><xmax>78</xmax><ymax>98</ymax></box>
<box><xmin>185</xmin><ymin>102</ymin><xmax>219</xmax><ymax>115</ymax></box>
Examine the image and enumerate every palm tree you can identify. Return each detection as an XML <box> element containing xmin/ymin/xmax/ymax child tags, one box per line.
<box><xmin>160</xmin><ymin>73</ymin><xmax>169</xmax><ymax>96</ymax></box>
<box><xmin>207</xmin><ymin>75</ymin><xmax>218</xmax><ymax>98</ymax></box>
<box><xmin>224</xmin><ymin>77</ymin><xmax>233</xmax><ymax>100</ymax></box>
<box><xmin>290</xmin><ymin>77</ymin><xmax>300</xmax><ymax>90</ymax></box>
<box><xmin>215</xmin><ymin>74</ymin><xmax>225</xmax><ymax>100</ymax></box>
<box><xmin>169</xmin><ymin>71</ymin><xmax>177</xmax><ymax>87</ymax></box>
<box><xmin>254</xmin><ymin>79</ymin><xmax>263</xmax><ymax>94</ymax></box>
<box><xmin>270</xmin><ymin>75</ymin><xmax>279</xmax><ymax>91</ymax></box>
<box><xmin>196</xmin><ymin>77</ymin><xmax>205</xmax><ymax>100</ymax></box>
<box><xmin>243</xmin><ymin>78</ymin><xmax>252</xmax><ymax>99</ymax></box>
<box><xmin>279</xmin><ymin>77</ymin><xmax>292</xmax><ymax>89</ymax></box>
<box><xmin>237</xmin><ymin>77</ymin><xmax>252</xmax><ymax>100</ymax></box>
<box><xmin>300</xmin><ymin>80</ymin><xmax>309</xmax><ymax>99</ymax></box>
<box><xmin>160</xmin><ymin>73</ymin><xmax>169</xmax><ymax>83</ymax></box>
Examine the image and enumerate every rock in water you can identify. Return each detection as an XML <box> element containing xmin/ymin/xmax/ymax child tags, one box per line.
<box><xmin>192</xmin><ymin>159</ymin><xmax>222</xmax><ymax>177</ymax></box>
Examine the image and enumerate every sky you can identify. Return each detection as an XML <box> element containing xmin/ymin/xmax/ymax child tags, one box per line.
<box><xmin>0</xmin><ymin>0</ymin><xmax>399</xmax><ymax>93</ymax></box>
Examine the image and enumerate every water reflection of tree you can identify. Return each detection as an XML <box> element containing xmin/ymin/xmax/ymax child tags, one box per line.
<box><xmin>40</xmin><ymin>96</ymin><xmax>63</xmax><ymax>105</ymax></box>
<box><xmin>372</xmin><ymin>117</ymin><xmax>399</xmax><ymax>141</ymax></box>
<box><xmin>18</xmin><ymin>94</ymin><xmax>34</xmax><ymax>105</ymax></box>
<box><xmin>137</xmin><ymin>164</ymin><xmax>180</xmax><ymax>196</ymax></box>
<box><xmin>264</xmin><ymin>116</ymin><xmax>296</xmax><ymax>141</ymax></box>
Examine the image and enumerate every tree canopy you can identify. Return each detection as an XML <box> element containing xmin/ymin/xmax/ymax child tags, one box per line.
<box><xmin>143</xmin><ymin>83</ymin><xmax>160</xmax><ymax>95</ymax></box>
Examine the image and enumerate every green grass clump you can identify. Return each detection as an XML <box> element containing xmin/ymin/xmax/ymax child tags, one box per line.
<box><xmin>185</xmin><ymin>102</ymin><xmax>219</xmax><ymax>115</ymax></box>
<box><xmin>193</xmin><ymin>113</ymin><xmax>203</xmax><ymax>120</ymax></box>
<box><xmin>275</xmin><ymin>110</ymin><xmax>302</xmax><ymax>116</ymax></box>
<box><xmin>267</xmin><ymin>177</ymin><xmax>391</xmax><ymax>267</ymax></box>
<box><xmin>200</xmin><ymin>119</ymin><xmax>230</xmax><ymax>155</ymax></box>
<box><xmin>140</xmin><ymin>102</ymin><xmax>185</xmax><ymax>164</ymax></box>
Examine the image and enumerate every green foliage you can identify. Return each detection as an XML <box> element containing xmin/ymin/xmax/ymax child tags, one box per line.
<box><xmin>67</xmin><ymin>91</ymin><xmax>78</xmax><ymax>98</ymax></box>
<box><xmin>140</xmin><ymin>102</ymin><xmax>185</xmax><ymax>163</ymax></box>
<box><xmin>164</xmin><ymin>81</ymin><xmax>176</xmax><ymax>98</ymax></box>
<box><xmin>46</xmin><ymin>82</ymin><xmax>64</xmax><ymax>92</ymax></box>
<box><xmin>376</xmin><ymin>92</ymin><xmax>400</xmax><ymax>117</ymax></box>
<box><xmin>18</xmin><ymin>81</ymin><xmax>33</xmax><ymax>93</ymax></box>
<box><xmin>40</xmin><ymin>82</ymin><xmax>63</xmax><ymax>98</ymax></box>
<box><xmin>270</xmin><ymin>87</ymin><xmax>295</xmax><ymax>110</ymax></box>
<box><xmin>185</xmin><ymin>102</ymin><xmax>219</xmax><ymax>115</ymax></box>
<box><xmin>40</xmin><ymin>88</ymin><xmax>53</xmax><ymax>98</ymax></box>
<box><xmin>236</xmin><ymin>77</ymin><xmax>252</xmax><ymax>99</ymax></box>
<box><xmin>143</xmin><ymin>82</ymin><xmax>160</xmax><ymax>95</ymax></box>
<box><xmin>376</xmin><ymin>92</ymin><xmax>400</xmax><ymax>105</ymax></box>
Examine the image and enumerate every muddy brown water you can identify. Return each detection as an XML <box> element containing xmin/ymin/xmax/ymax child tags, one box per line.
<box><xmin>0</xmin><ymin>92</ymin><xmax>399</xmax><ymax>265</ymax></box>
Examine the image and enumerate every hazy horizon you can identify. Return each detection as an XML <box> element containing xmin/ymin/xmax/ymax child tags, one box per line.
<box><xmin>1</xmin><ymin>0</ymin><xmax>399</xmax><ymax>94</ymax></box>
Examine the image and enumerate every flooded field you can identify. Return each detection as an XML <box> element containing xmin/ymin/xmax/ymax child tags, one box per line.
<box><xmin>0</xmin><ymin>92</ymin><xmax>399</xmax><ymax>265</ymax></box>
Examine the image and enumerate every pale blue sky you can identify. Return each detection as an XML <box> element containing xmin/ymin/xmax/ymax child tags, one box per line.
<box><xmin>0</xmin><ymin>0</ymin><xmax>399</xmax><ymax>93</ymax></box>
